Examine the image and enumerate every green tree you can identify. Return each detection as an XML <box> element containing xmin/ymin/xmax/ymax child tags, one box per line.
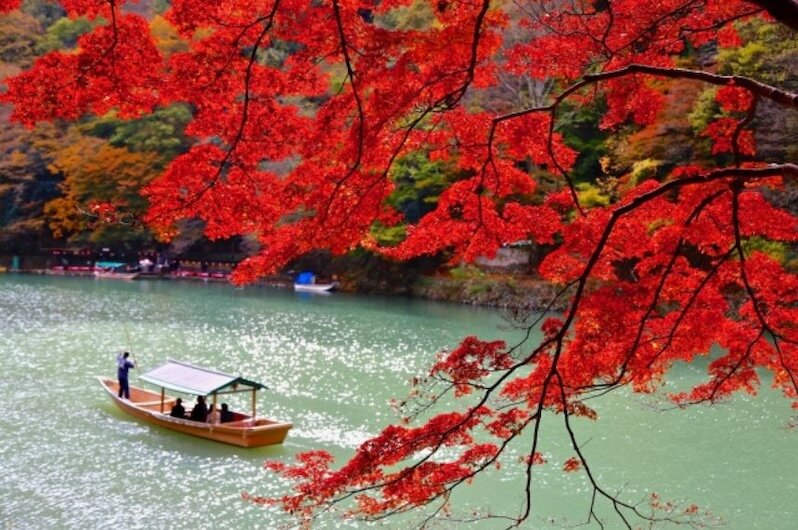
<box><xmin>388</xmin><ymin>151</ymin><xmax>463</xmax><ymax>223</ymax></box>
<box><xmin>556</xmin><ymin>101</ymin><xmax>609</xmax><ymax>184</ymax></box>
<box><xmin>718</xmin><ymin>19</ymin><xmax>798</xmax><ymax>161</ymax></box>
<box><xmin>34</xmin><ymin>15</ymin><xmax>96</xmax><ymax>54</ymax></box>
<box><xmin>81</xmin><ymin>104</ymin><xmax>193</xmax><ymax>162</ymax></box>
<box><xmin>370</xmin><ymin>151</ymin><xmax>465</xmax><ymax>247</ymax></box>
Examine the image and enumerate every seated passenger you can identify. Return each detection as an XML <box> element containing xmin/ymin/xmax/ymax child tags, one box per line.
<box><xmin>220</xmin><ymin>403</ymin><xmax>234</xmax><ymax>423</ymax></box>
<box><xmin>207</xmin><ymin>404</ymin><xmax>220</xmax><ymax>425</ymax></box>
<box><xmin>189</xmin><ymin>396</ymin><xmax>208</xmax><ymax>422</ymax></box>
<box><xmin>170</xmin><ymin>397</ymin><xmax>186</xmax><ymax>418</ymax></box>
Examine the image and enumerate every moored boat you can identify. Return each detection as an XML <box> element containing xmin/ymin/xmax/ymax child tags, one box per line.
<box><xmin>94</xmin><ymin>261</ymin><xmax>139</xmax><ymax>280</ymax></box>
<box><xmin>293</xmin><ymin>271</ymin><xmax>337</xmax><ymax>293</ymax></box>
<box><xmin>294</xmin><ymin>282</ymin><xmax>337</xmax><ymax>293</ymax></box>
<box><xmin>94</xmin><ymin>270</ymin><xmax>140</xmax><ymax>280</ymax></box>
<box><xmin>98</xmin><ymin>360</ymin><xmax>292</xmax><ymax>447</ymax></box>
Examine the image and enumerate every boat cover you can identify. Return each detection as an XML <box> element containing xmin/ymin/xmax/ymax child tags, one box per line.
<box><xmin>295</xmin><ymin>271</ymin><xmax>315</xmax><ymax>285</ymax></box>
<box><xmin>140</xmin><ymin>359</ymin><xmax>267</xmax><ymax>395</ymax></box>
<box><xmin>95</xmin><ymin>261</ymin><xmax>126</xmax><ymax>269</ymax></box>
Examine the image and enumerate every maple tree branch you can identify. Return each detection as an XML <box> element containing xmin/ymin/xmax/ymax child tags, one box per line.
<box><xmin>493</xmin><ymin>59</ymin><xmax>792</xmax><ymax>215</ymax></box>
<box><xmin>69</xmin><ymin>0</ymin><xmax>119</xmax><ymax>86</ymax></box>
<box><xmin>602</xmin><ymin>189</ymin><xmax>729</xmax><ymax>385</ymax></box>
<box><xmin>680</xmin><ymin>8</ymin><xmax>763</xmax><ymax>36</ymax></box>
<box><xmin>606</xmin><ymin>0</ymin><xmax>701</xmax><ymax>57</ymax></box>
<box><xmin>520</xmin><ymin>0</ymin><xmax>612</xmax><ymax>58</ymax></box>
<box><xmin>504</xmin><ymin>161</ymin><xmax>796</xmax><ymax>523</ymax></box>
<box><xmin>449</xmin><ymin>0</ymin><xmax>492</xmax><ymax>106</ymax></box>
<box><xmin>583</xmin><ymin>178</ymin><xmax>782</xmax><ymax>387</ymax></box>
<box><xmin>406</xmin><ymin>277</ymin><xmax>577</xmax><ymax>421</ymax></box>
<box><xmin>484</xmin><ymin>63</ymin><xmax>797</xmax><ymax>218</ymax></box>
<box><xmin>197</xmin><ymin>11</ymin><xmax>283</xmax><ymax>92</ymax></box>
<box><xmin>153</xmin><ymin>1</ymin><xmax>281</xmax><ymax>222</ymax></box>
<box><xmin>731</xmin><ymin>93</ymin><xmax>758</xmax><ymax>166</ymax></box>
<box><xmin>583</xmin><ymin>65</ymin><xmax>798</xmax><ymax>109</ymax></box>
<box><xmin>515</xmin><ymin>352</ymin><xmax>563</xmax><ymax>525</ymax></box>
<box><xmin>502</xmin><ymin>279</ymin><xmax>578</xmax><ymax>331</ymax></box>
<box><xmin>511</xmin><ymin>163</ymin><xmax>794</xmax><ymax>523</ymax></box>
<box><xmin>630</xmin><ymin>243</ymin><xmax>735</xmax><ymax>384</ymax></box>
<box><xmin>319</xmin><ymin>403</ymin><xmax>539</xmax><ymax>524</ymax></box>
<box><xmin>390</xmin><ymin>414</ymin><xmax>538</xmax><ymax>524</ymax></box>
<box><xmin>489</xmin><ymin>87</ymin><xmax>585</xmax><ymax>214</ymax></box>
<box><xmin>553</xmin><ymin>165</ymin><xmax>795</xmax><ymax>358</ymax></box>
<box><xmin>322</xmin><ymin>356</ymin><xmax>537</xmax><ymax>504</ymax></box>
<box><xmin>556</xmin><ymin>372</ymin><xmax>660</xmax><ymax>529</ymax></box>
<box><xmin>319</xmin><ymin>0</ymin><xmax>492</xmax><ymax>229</ymax></box>
<box><xmin>704</xmin><ymin>331</ymin><xmax>762</xmax><ymax>405</ymax></box>
<box><xmin>313</xmin><ymin>1</ymin><xmax>492</xmax><ymax>235</ymax></box>
<box><xmin>599</xmin><ymin>0</ymin><xmax>615</xmax><ymax>52</ymax></box>
<box><xmin>732</xmin><ymin>187</ymin><xmax>778</xmax><ymax>335</ymax></box>
<box><xmin>679</xmin><ymin>188</ymin><xmax>765</xmax><ymax>405</ymax></box>
<box><xmin>729</xmin><ymin>186</ymin><xmax>798</xmax><ymax>398</ymax></box>
<box><xmin>329</xmin><ymin>0</ymin><xmax>367</xmax><ymax>184</ymax></box>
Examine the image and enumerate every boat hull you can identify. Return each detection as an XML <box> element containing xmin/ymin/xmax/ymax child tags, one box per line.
<box><xmin>94</xmin><ymin>271</ymin><xmax>140</xmax><ymax>280</ymax></box>
<box><xmin>97</xmin><ymin>377</ymin><xmax>292</xmax><ymax>447</ymax></box>
<box><xmin>294</xmin><ymin>282</ymin><xmax>337</xmax><ymax>293</ymax></box>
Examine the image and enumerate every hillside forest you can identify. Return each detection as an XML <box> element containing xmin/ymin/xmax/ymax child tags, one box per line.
<box><xmin>2</xmin><ymin>0</ymin><xmax>795</xmax><ymax>286</ymax></box>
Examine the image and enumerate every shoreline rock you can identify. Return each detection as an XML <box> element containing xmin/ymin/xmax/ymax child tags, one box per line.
<box><xmin>409</xmin><ymin>275</ymin><xmax>569</xmax><ymax>312</ymax></box>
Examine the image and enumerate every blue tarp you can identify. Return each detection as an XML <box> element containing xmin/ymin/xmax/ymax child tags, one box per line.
<box><xmin>296</xmin><ymin>271</ymin><xmax>315</xmax><ymax>285</ymax></box>
<box><xmin>95</xmin><ymin>261</ymin><xmax>126</xmax><ymax>269</ymax></box>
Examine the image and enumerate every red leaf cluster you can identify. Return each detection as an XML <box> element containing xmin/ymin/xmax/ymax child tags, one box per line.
<box><xmin>0</xmin><ymin>0</ymin><xmax>21</xmax><ymax>14</ymax></box>
<box><xmin>2</xmin><ymin>0</ymin><xmax>797</xmax><ymax>525</ymax></box>
<box><xmin>430</xmin><ymin>336</ymin><xmax>512</xmax><ymax>396</ymax></box>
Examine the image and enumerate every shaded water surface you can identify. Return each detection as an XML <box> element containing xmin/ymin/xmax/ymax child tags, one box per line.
<box><xmin>0</xmin><ymin>275</ymin><xmax>795</xmax><ymax>529</ymax></box>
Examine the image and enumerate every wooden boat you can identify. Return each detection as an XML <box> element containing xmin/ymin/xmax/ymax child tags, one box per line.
<box><xmin>94</xmin><ymin>270</ymin><xmax>140</xmax><ymax>280</ymax></box>
<box><xmin>98</xmin><ymin>360</ymin><xmax>292</xmax><ymax>447</ymax></box>
<box><xmin>94</xmin><ymin>261</ymin><xmax>139</xmax><ymax>280</ymax></box>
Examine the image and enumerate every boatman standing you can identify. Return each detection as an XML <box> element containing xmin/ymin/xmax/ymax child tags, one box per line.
<box><xmin>117</xmin><ymin>351</ymin><xmax>136</xmax><ymax>399</ymax></box>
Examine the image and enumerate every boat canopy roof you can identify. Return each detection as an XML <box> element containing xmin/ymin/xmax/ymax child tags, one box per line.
<box><xmin>95</xmin><ymin>261</ymin><xmax>126</xmax><ymax>269</ymax></box>
<box><xmin>296</xmin><ymin>271</ymin><xmax>315</xmax><ymax>285</ymax></box>
<box><xmin>139</xmin><ymin>359</ymin><xmax>267</xmax><ymax>395</ymax></box>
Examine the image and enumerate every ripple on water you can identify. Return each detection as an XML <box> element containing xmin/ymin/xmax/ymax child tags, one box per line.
<box><xmin>0</xmin><ymin>277</ymin><xmax>506</xmax><ymax>528</ymax></box>
<box><xmin>2</xmin><ymin>276</ymin><xmax>797</xmax><ymax>529</ymax></box>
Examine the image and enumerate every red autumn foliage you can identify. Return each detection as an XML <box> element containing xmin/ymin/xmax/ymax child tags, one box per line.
<box><xmin>716</xmin><ymin>84</ymin><xmax>755</xmax><ymax>113</ymax></box>
<box><xmin>0</xmin><ymin>0</ymin><xmax>20</xmax><ymax>13</ymax></box>
<box><xmin>2</xmin><ymin>0</ymin><xmax>798</xmax><ymax>527</ymax></box>
<box><xmin>562</xmin><ymin>457</ymin><xmax>582</xmax><ymax>473</ymax></box>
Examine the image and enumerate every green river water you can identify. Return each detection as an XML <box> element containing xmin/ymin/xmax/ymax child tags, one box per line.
<box><xmin>0</xmin><ymin>274</ymin><xmax>795</xmax><ymax>529</ymax></box>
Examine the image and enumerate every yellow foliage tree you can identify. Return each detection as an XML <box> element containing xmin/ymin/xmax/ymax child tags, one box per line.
<box><xmin>149</xmin><ymin>15</ymin><xmax>188</xmax><ymax>58</ymax></box>
<box><xmin>44</xmin><ymin>132</ymin><xmax>159</xmax><ymax>244</ymax></box>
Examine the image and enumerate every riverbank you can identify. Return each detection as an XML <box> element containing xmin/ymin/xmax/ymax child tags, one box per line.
<box><xmin>410</xmin><ymin>274</ymin><xmax>568</xmax><ymax>311</ymax></box>
<box><xmin>7</xmin><ymin>266</ymin><xmax>566</xmax><ymax>311</ymax></box>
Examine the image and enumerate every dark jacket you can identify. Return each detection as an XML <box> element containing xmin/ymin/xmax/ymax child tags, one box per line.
<box><xmin>190</xmin><ymin>402</ymin><xmax>208</xmax><ymax>422</ymax></box>
<box><xmin>117</xmin><ymin>357</ymin><xmax>135</xmax><ymax>380</ymax></box>
<box><xmin>170</xmin><ymin>403</ymin><xmax>186</xmax><ymax>418</ymax></box>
